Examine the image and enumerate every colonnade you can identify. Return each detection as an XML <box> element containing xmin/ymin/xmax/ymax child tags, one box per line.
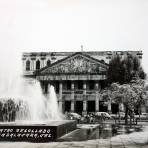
<box><xmin>51</xmin><ymin>80</ymin><xmax>112</xmax><ymax>113</ymax></box>
<box><xmin>41</xmin><ymin>80</ymin><xmax>118</xmax><ymax>113</ymax></box>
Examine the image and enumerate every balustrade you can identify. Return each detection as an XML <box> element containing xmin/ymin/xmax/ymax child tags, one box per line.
<box><xmin>86</xmin><ymin>90</ymin><xmax>96</xmax><ymax>94</ymax></box>
<box><xmin>62</xmin><ymin>90</ymin><xmax>71</xmax><ymax>94</ymax></box>
<box><xmin>86</xmin><ymin>94</ymin><xmax>96</xmax><ymax>100</ymax></box>
<box><xmin>62</xmin><ymin>90</ymin><xmax>96</xmax><ymax>94</ymax></box>
<box><xmin>74</xmin><ymin>90</ymin><xmax>83</xmax><ymax>94</ymax></box>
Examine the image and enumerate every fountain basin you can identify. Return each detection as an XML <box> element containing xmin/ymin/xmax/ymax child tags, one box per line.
<box><xmin>0</xmin><ymin>120</ymin><xmax>76</xmax><ymax>142</ymax></box>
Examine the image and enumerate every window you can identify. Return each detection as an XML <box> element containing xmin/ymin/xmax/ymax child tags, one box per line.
<box><xmin>78</xmin><ymin>81</ymin><xmax>83</xmax><ymax>90</ymax></box>
<box><xmin>47</xmin><ymin>59</ymin><xmax>51</xmax><ymax>66</ymax></box>
<box><xmin>36</xmin><ymin>60</ymin><xmax>40</xmax><ymax>70</ymax></box>
<box><xmin>67</xmin><ymin>81</ymin><xmax>71</xmax><ymax>90</ymax></box>
<box><xmin>26</xmin><ymin>60</ymin><xmax>30</xmax><ymax>71</ymax></box>
<box><xmin>89</xmin><ymin>80</ymin><xmax>94</xmax><ymax>90</ymax></box>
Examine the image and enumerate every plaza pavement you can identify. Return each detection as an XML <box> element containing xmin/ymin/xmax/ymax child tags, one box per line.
<box><xmin>0</xmin><ymin>134</ymin><xmax>147</xmax><ymax>148</ymax></box>
<box><xmin>0</xmin><ymin>122</ymin><xmax>148</xmax><ymax>148</ymax></box>
<box><xmin>0</xmin><ymin>130</ymin><xmax>147</xmax><ymax>148</ymax></box>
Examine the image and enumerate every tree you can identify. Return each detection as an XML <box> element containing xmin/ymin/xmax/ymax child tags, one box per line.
<box><xmin>107</xmin><ymin>55</ymin><xmax>125</xmax><ymax>84</ymax></box>
<box><xmin>107</xmin><ymin>54</ymin><xmax>146</xmax><ymax>85</ymax></box>
<box><xmin>100</xmin><ymin>79</ymin><xmax>147</xmax><ymax>125</ymax></box>
<box><xmin>130</xmin><ymin>79</ymin><xmax>146</xmax><ymax>119</ymax></box>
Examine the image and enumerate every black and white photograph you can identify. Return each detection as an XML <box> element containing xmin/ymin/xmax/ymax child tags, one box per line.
<box><xmin>0</xmin><ymin>0</ymin><xmax>148</xmax><ymax>147</ymax></box>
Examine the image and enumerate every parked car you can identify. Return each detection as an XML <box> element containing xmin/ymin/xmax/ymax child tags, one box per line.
<box><xmin>95</xmin><ymin>112</ymin><xmax>111</xmax><ymax>119</ymax></box>
<box><xmin>67</xmin><ymin>112</ymin><xmax>81</xmax><ymax>120</ymax></box>
<box><xmin>110</xmin><ymin>114</ymin><xmax>118</xmax><ymax>119</ymax></box>
<box><xmin>134</xmin><ymin>113</ymin><xmax>147</xmax><ymax>120</ymax></box>
<box><xmin>110</xmin><ymin>112</ymin><xmax>129</xmax><ymax>119</ymax></box>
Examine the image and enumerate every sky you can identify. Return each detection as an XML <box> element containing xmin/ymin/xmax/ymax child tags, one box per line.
<box><xmin>0</xmin><ymin>0</ymin><xmax>148</xmax><ymax>73</ymax></box>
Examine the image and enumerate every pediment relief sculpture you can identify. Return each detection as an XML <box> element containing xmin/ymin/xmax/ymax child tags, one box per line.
<box><xmin>41</xmin><ymin>55</ymin><xmax>107</xmax><ymax>74</ymax></box>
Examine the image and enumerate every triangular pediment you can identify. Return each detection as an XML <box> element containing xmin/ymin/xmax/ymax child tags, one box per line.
<box><xmin>39</xmin><ymin>52</ymin><xmax>108</xmax><ymax>75</ymax></box>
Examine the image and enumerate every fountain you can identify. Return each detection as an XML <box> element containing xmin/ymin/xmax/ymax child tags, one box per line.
<box><xmin>0</xmin><ymin>82</ymin><xmax>63</xmax><ymax>122</ymax></box>
<box><xmin>0</xmin><ymin>51</ymin><xmax>76</xmax><ymax>142</ymax></box>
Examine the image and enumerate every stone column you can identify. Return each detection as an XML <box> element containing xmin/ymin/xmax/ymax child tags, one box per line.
<box><xmin>30</xmin><ymin>60</ymin><xmax>33</xmax><ymax>71</ymax></box>
<box><xmin>108</xmin><ymin>99</ymin><xmax>112</xmax><ymax>113</ymax></box>
<box><xmin>71</xmin><ymin>101</ymin><xmax>75</xmax><ymax>112</ymax></box>
<box><xmin>59</xmin><ymin>101</ymin><xmax>63</xmax><ymax>112</ymax></box>
<box><xmin>95</xmin><ymin>81</ymin><xmax>100</xmax><ymax>112</ymax></box>
<box><xmin>31</xmin><ymin>58</ymin><xmax>36</xmax><ymax>71</ymax></box>
<box><xmin>95</xmin><ymin>81</ymin><xmax>101</xmax><ymax>92</ymax></box>
<box><xmin>32</xmin><ymin>60</ymin><xmax>36</xmax><ymax>71</ymax></box>
<box><xmin>83</xmin><ymin>81</ymin><xmax>87</xmax><ymax>91</ymax></box>
<box><xmin>59</xmin><ymin>81</ymin><xmax>63</xmax><ymax>112</ymax></box>
<box><xmin>95</xmin><ymin>97</ymin><xmax>99</xmax><ymax>112</ymax></box>
<box><xmin>83</xmin><ymin>81</ymin><xmax>87</xmax><ymax>113</ymax></box>
<box><xmin>29</xmin><ymin>60</ymin><xmax>32</xmax><ymax>71</ymax></box>
<box><xmin>59</xmin><ymin>81</ymin><xmax>63</xmax><ymax>100</ymax></box>
<box><xmin>42</xmin><ymin>59</ymin><xmax>45</xmax><ymax>68</ymax></box>
<box><xmin>47</xmin><ymin>83</ymin><xmax>51</xmax><ymax>94</ymax></box>
<box><xmin>71</xmin><ymin>81</ymin><xmax>75</xmax><ymax>112</ymax></box>
<box><xmin>83</xmin><ymin>100</ymin><xmax>87</xmax><ymax>112</ymax></box>
<box><xmin>119</xmin><ymin>103</ymin><xmax>124</xmax><ymax>112</ymax></box>
<box><xmin>40</xmin><ymin>57</ymin><xmax>45</xmax><ymax>68</ymax></box>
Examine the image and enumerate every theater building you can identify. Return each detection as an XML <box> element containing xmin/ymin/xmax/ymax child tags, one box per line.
<box><xmin>22</xmin><ymin>51</ymin><xmax>143</xmax><ymax>114</ymax></box>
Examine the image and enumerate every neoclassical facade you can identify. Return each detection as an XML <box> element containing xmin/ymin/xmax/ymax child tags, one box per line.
<box><xmin>22</xmin><ymin>51</ymin><xmax>143</xmax><ymax>114</ymax></box>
